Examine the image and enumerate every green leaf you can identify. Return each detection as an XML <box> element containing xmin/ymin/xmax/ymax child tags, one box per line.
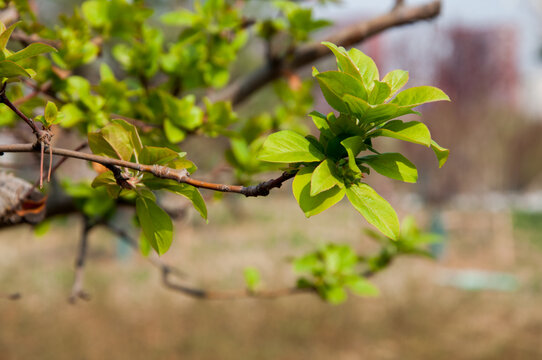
<box><xmin>348</xmin><ymin>48</ymin><xmax>379</xmax><ymax>91</ymax></box>
<box><xmin>111</xmin><ymin>119</ymin><xmax>143</xmax><ymax>156</ymax></box>
<box><xmin>136</xmin><ymin>197</ymin><xmax>173</xmax><ymax>255</ymax></box>
<box><xmin>7</xmin><ymin>43</ymin><xmax>56</xmax><ymax>62</ymax></box>
<box><xmin>431</xmin><ymin>140</ymin><xmax>449</xmax><ymax>168</ymax></box>
<box><xmin>168</xmin><ymin>184</ymin><xmax>207</xmax><ymax>220</ymax></box>
<box><xmin>243</xmin><ymin>267</ymin><xmax>261</xmax><ymax>292</ymax></box>
<box><xmin>293</xmin><ymin>166</ymin><xmax>345</xmax><ymax>217</ymax></box>
<box><xmin>81</xmin><ymin>0</ymin><xmax>108</xmax><ymax>27</ymax></box>
<box><xmin>259</xmin><ymin>130</ymin><xmax>325</xmax><ymax>163</ymax></box>
<box><xmin>362</xmin><ymin>153</ymin><xmax>418</xmax><ymax>183</ymax></box>
<box><xmin>315</xmin><ymin>71</ymin><xmax>368</xmax><ymax>112</ymax></box>
<box><xmin>164</xmin><ymin>118</ymin><xmax>186</xmax><ymax>143</ymax></box>
<box><xmin>89</xmin><ymin>119</ymin><xmax>142</xmax><ymax>161</ymax></box>
<box><xmin>345</xmin><ymin>182</ymin><xmax>400</xmax><ymax>240</ymax></box>
<box><xmin>44</xmin><ymin>101</ymin><xmax>58</xmax><ymax>125</ymax></box>
<box><xmin>33</xmin><ymin>219</ymin><xmax>52</xmax><ymax>237</ymax></box>
<box><xmin>345</xmin><ymin>276</ymin><xmax>379</xmax><ymax>296</ymax></box>
<box><xmin>321</xmin><ymin>42</ymin><xmax>362</xmax><ymax>82</ymax></box>
<box><xmin>340</xmin><ymin>136</ymin><xmax>365</xmax><ymax>175</ymax></box>
<box><xmin>309</xmin><ymin>111</ymin><xmax>334</xmax><ymax>140</ymax></box>
<box><xmin>88</xmin><ymin>133</ymin><xmax>120</xmax><ymax>159</ymax></box>
<box><xmin>321</xmin><ymin>285</ymin><xmax>347</xmax><ymax>304</ymax></box>
<box><xmin>91</xmin><ymin>171</ymin><xmax>117</xmax><ymax>187</ymax></box>
<box><xmin>143</xmin><ymin>178</ymin><xmax>206</xmax><ymax>220</ymax></box>
<box><xmin>368</xmin><ymin>81</ymin><xmax>391</xmax><ymax>105</ymax></box>
<box><xmin>294</xmin><ymin>253</ymin><xmax>322</xmax><ymax>273</ymax></box>
<box><xmin>0</xmin><ymin>22</ymin><xmax>18</xmax><ymax>50</ymax></box>
<box><xmin>161</xmin><ymin>9</ymin><xmax>198</xmax><ymax>26</ymax></box>
<box><xmin>0</xmin><ymin>60</ymin><xmax>30</xmax><ymax>78</ymax></box>
<box><xmin>391</xmin><ymin>86</ymin><xmax>450</xmax><ymax>107</ymax></box>
<box><xmin>372</xmin><ymin>120</ymin><xmax>431</xmax><ymax>147</ymax></box>
<box><xmin>311</xmin><ymin>158</ymin><xmax>343</xmax><ymax>196</ymax></box>
<box><xmin>140</xmin><ymin>146</ymin><xmax>195</xmax><ymax>170</ymax></box>
<box><xmin>139</xmin><ymin>231</ymin><xmax>152</xmax><ymax>257</ymax></box>
<box><xmin>59</xmin><ymin>103</ymin><xmax>84</xmax><ymax>127</ymax></box>
<box><xmin>342</xmin><ymin>94</ymin><xmax>399</xmax><ymax>125</ymax></box>
<box><xmin>382</xmin><ymin>69</ymin><xmax>409</xmax><ymax>98</ymax></box>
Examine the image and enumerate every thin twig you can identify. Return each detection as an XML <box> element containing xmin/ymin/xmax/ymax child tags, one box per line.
<box><xmin>69</xmin><ymin>217</ymin><xmax>92</xmax><ymax>304</ymax></box>
<box><xmin>0</xmin><ymin>143</ymin><xmax>296</xmax><ymax>197</ymax></box>
<box><xmin>0</xmin><ymin>88</ymin><xmax>41</xmax><ymax>135</ymax></box>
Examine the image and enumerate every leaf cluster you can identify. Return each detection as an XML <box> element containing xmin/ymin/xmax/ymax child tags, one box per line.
<box><xmin>259</xmin><ymin>42</ymin><xmax>450</xmax><ymax>240</ymax></box>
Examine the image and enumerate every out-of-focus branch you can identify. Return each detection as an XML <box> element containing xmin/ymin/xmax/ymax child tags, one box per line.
<box><xmin>0</xmin><ymin>292</ymin><xmax>21</xmax><ymax>300</ymax></box>
<box><xmin>215</xmin><ymin>0</ymin><xmax>441</xmax><ymax>106</ymax></box>
<box><xmin>106</xmin><ymin>223</ymin><xmax>312</xmax><ymax>300</ymax></box>
<box><xmin>393</xmin><ymin>0</ymin><xmax>405</xmax><ymax>11</ymax></box>
<box><xmin>10</xmin><ymin>31</ymin><xmax>61</xmax><ymax>48</ymax></box>
<box><xmin>69</xmin><ymin>217</ymin><xmax>92</xmax><ymax>304</ymax></box>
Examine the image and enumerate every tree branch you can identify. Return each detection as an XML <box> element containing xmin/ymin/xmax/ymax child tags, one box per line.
<box><xmin>215</xmin><ymin>0</ymin><xmax>441</xmax><ymax>106</ymax></box>
<box><xmin>0</xmin><ymin>143</ymin><xmax>296</xmax><ymax>197</ymax></box>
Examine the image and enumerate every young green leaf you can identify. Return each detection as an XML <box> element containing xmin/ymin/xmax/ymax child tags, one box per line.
<box><xmin>7</xmin><ymin>43</ymin><xmax>56</xmax><ymax>62</ymax></box>
<box><xmin>163</xmin><ymin>118</ymin><xmax>186</xmax><ymax>143</ymax></box>
<box><xmin>430</xmin><ymin>140</ymin><xmax>449</xmax><ymax>168</ymax></box>
<box><xmin>345</xmin><ymin>182</ymin><xmax>400</xmax><ymax>240</ymax></box>
<box><xmin>44</xmin><ymin>101</ymin><xmax>58</xmax><ymax>125</ymax></box>
<box><xmin>321</xmin><ymin>42</ymin><xmax>363</xmax><ymax>82</ymax></box>
<box><xmin>321</xmin><ymin>285</ymin><xmax>347</xmax><ymax>304</ymax></box>
<box><xmin>136</xmin><ymin>197</ymin><xmax>173</xmax><ymax>255</ymax></box>
<box><xmin>243</xmin><ymin>267</ymin><xmax>261</xmax><ymax>292</ymax></box>
<box><xmin>139</xmin><ymin>231</ymin><xmax>152</xmax><ymax>257</ymax></box>
<box><xmin>345</xmin><ymin>276</ymin><xmax>379</xmax><ymax>296</ymax></box>
<box><xmin>311</xmin><ymin>158</ymin><xmax>343</xmax><ymax>196</ymax></box>
<box><xmin>0</xmin><ymin>60</ymin><xmax>30</xmax><ymax>78</ymax></box>
<box><xmin>0</xmin><ymin>22</ymin><xmax>18</xmax><ymax>50</ymax></box>
<box><xmin>343</xmin><ymin>94</ymin><xmax>399</xmax><ymax>125</ymax></box>
<box><xmin>341</xmin><ymin>136</ymin><xmax>365</xmax><ymax>175</ymax></box>
<box><xmin>391</xmin><ymin>86</ymin><xmax>450</xmax><ymax>107</ymax></box>
<box><xmin>368</xmin><ymin>81</ymin><xmax>391</xmax><ymax>105</ymax></box>
<box><xmin>382</xmin><ymin>69</ymin><xmax>409</xmax><ymax>98</ymax></box>
<box><xmin>309</xmin><ymin>111</ymin><xmax>334</xmax><ymax>140</ymax></box>
<box><xmin>362</xmin><ymin>153</ymin><xmax>418</xmax><ymax>183</ymax></box>
<box><xmin>293</xmin><ymin>166</ymin><xmax>345</xmax><ymax>217</ymax></box>
<box><xmin>315</xmin><ymin>71</ymin><xmax>368</xmax><ymax>111</ymax></box>
<box><xmin>348</xmin><ymin>48</ymin><xmax>379</xmax><ymax>91</ymax></box>
<box><xmin>371</xmin><ymin>120</ymin><xmax>431</xmax><ymax>147</ymax></box>
<box><xmin>259</xmin><ymin>130</ymin><xmax>325</xmax><ymax>163</ymax></box>
<box><xmin>89</xmin><ymin>119</ymin><xmax>142</xmax><ymax>161</ymax></box>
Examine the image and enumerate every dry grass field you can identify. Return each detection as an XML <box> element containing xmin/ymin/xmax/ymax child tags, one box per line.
<box><xmin>1</xmin><ymin>193</ymin><xmax>541</xmax><ymax>360</ymax></box>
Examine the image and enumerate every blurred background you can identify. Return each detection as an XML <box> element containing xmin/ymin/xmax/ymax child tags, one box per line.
<box><xmin>2</xmin><ymin>0</ymin><xmax>542</xmax><ymax>359</ymax></box>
